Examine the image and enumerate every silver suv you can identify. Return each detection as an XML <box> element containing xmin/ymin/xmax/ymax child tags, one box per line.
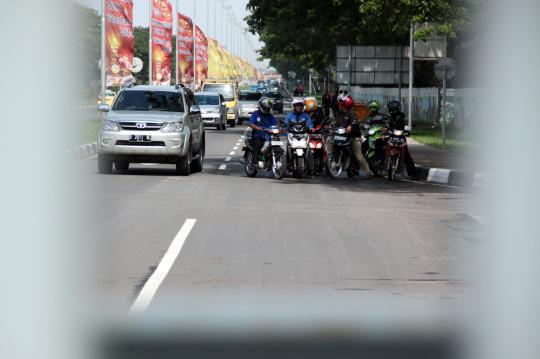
<box><xmin>97</xmin><ymin>85</ymin><xmax>205</xmax><ymax>176</ymax></box>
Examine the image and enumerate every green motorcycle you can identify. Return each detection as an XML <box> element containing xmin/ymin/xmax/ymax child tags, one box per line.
<box><xmin>363</xmin><ymin>124</ymin><xmax>387</xmax><ymax>176</ymax></box>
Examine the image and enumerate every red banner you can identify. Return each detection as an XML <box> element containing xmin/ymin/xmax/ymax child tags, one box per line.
<box><xmin>177</xmin><ymin>13</ymin><xmax>194</xmax><ymax>86</ymax></box>
<box><xmin>195</xmin><ymin>25</ymin><xmax>208</xmax><ymax>87</ymax></box>
<box><xmin>105</xmin><ymin>0</ymin><xmax>134</xmax><ymax>86</ymax></box>
<box><xmin>151</xmin><ymin>0</ymin><xmax>173</xmax><ymax>85</ymax></box>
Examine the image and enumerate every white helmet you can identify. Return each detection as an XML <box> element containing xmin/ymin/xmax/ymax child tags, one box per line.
<box><xmin>292</xmin><ymin>98</ymin><xmax>304</xmax><ymax>110</ymax></box>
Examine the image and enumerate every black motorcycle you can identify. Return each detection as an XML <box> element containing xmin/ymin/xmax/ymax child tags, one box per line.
<box><xmin>243</xmin><ymin>126</ymin><xmax>286</xmax><ymax>179</ymax></box>
<box><xmin>325</xmin><ymin>127</ymin><xmax>360</xmax><ymax>179</ymax></box>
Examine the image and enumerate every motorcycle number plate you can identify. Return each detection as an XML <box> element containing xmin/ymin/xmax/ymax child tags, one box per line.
<box><xmin>271</xmin><ymin>141</ymin><xmax>283</xmax><ymax>146</ymax></box>
<box><xmin>335</xmin><ymin>136</ymin><xmax>347</xmax><ymax>141</ymax></box>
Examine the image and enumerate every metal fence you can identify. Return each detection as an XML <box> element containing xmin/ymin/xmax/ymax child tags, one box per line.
<box><xmin>347</xmin><ymin>87</ymin><xmax>480</xmax><ymax>130</ymax></box>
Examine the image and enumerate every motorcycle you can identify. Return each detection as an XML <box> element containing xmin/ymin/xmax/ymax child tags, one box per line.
<box><xmin>286</xmin><ymin>122</ymin><xmax>310</xmax><ymax>179</ymax></box>
<box><xmin>308</xmin><ymin>120</ymin><xmax>328</xmax><ymax>175</ymax></box>
<box><xmin>363</xmin><ymin>124</ymin><xmax>387</xmax><ymax>176</ymax></box>
<box><xmin>243</xmin><ymin>126</ymin><xmax>286</xmax><ymax>179</ymax></box>
<box><xmin>325</xmin><ymin>127</ymin><xmax>360</xmax><ymax>179</ymax></box>
<box><xmin>384</xmin><ymin>128</ymin><xmax>411</xmax><ymax>181</ymax></box>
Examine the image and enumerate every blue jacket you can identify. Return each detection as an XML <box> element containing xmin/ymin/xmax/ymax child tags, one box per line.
<box><xmin>248</xmin><ymin>110</ymin><xmax>278</xmax><ymax>139</ymax></box>
<box><xmin>284</xmin><ymin>111</ymin><xmax>313</xmax><ymax>132</ymax></box>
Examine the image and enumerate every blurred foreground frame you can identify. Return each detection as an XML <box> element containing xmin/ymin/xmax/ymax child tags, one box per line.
<box><xmin>99</xmin><ymin>297</ymin><xmax>457</xmax><ymax>359</ymax></box>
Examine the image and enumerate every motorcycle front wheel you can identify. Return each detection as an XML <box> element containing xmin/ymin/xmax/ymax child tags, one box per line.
<box><xmin>272</xmin><ymin>153</ymin><xmax>285</xmax><ymax>180</ymax></box>
<box><xmin>388</xmin><ymin>155</ymin><xmax>399</xmax><ymax>181</ymax></box>
<box><xmin>294</xmin><ymin>156</ymin><xmax>304</xmax><ymax>179</ymax></box>
<box><xmin>245</xmin><ymin>151</ymin><xmax>258</xmax><ymax>178</ymax></box>
<box><xmin>326</xmin><ymin>152</ymin><xmax>343</xmax><ymax>179</ymax></box>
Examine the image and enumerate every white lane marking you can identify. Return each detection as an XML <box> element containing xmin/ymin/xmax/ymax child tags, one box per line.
<box><xmin>219</xmin><ymin>164</ymin><xmax>227</xmax><ymax>170</ymax></box>
<box><xmin>225</xmin><ymin>156</ymin><xmax>232</xmax><ymax>162</ymax></box>
<box><xmin>129</xmin><ymin>219</ymin><xmax>197</xmax><ymax>314</ymax></box>
<box><xmin>229</xmin><ymin>151</ymin><xmax>235</xmax><ymax>156</ymax></box>
<box><xmin>233</xmin><ymin>146</ymin><xmax>239</xmax><ymax>150</ymax></box>
<box><xmin>235</xmin><ymin>143</ymin><xmax>241</xmax><ymax>147</ymax></box>
<box><xmin>240</xmin><ymin>136</ymin><xmax>245</xmax><ymax>139</ymax></box>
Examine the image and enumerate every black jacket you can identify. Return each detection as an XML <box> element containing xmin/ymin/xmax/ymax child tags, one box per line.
<box><xmin>389</xmin><ymin>111</ymin><xmax>406</xmax><ymax>131</ymax></box>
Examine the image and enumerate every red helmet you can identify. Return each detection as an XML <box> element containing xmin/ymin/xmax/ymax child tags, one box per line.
<box><xmin>338</xmin><ymin>96</ymin><xmax>354</xmax><ymax>111</ymax></box>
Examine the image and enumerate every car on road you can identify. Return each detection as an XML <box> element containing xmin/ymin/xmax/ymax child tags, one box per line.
<box><xmin>195</xmin><ymin>92</ymin><xmax>227</xmax><ymax>130</ymax></box>
<box><xmin>201</xmin><ymin>81</ymin><xmax>238</xmax><ymax>127</ymax></box>
<box><xmin>263</xmin><ymin>91</ymin><xmax>285</xmax><ymax>114</ymax></box>
<box><xmin>97</xmin><ymin>85</ymin><xmax>205</xmax><ymax>176</ymax></box>
<box><xmin>238</xmin><ymin>91</ymin><xmax>262</xmax><ymax>123</ymax></box>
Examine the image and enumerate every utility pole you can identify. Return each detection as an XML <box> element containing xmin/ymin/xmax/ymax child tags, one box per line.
<box><xmin>100</xmin><ymin>0</ymin><xmax>106</xmax><ymax>106</ymax></box>
<box><xmin>408</xmin><ymin>22</ymin><xmax>414</xmax><ymax>129</ymax></box>
<box><xmin>192</xmin><ymin>0</ymin><xmax>197</xmax><ymax>90</ymax></box>
<box><xmin>149</xmin><ymin>0</ymin><xmax>153</xmax><ymax>85</ymax></box>
<box><xmin>175</xmin><ymin>0</ymin><xmax>179</xmax><ymax>84</ymax></box>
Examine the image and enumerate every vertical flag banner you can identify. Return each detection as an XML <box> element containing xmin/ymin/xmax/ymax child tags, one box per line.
<box><xmin>105</xmin><ymin>0</ymin><xmax>134</xmax><ymax>86</ymax></box>
<box><xmin>151</xmin><ymin>0</ymin><xmax>173</xmax><ymax>85</ymax></box>
<box><xmin>177</xmin><ymin>13</ymin><xmax>194</xmax><ymax>86</ymax></box>
<box><xmin>195</xmin><ymin>25</ymin><xmax>208</xmax><ymax>85</ymax></box>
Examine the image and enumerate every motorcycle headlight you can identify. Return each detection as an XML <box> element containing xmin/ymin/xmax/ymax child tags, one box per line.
<box><xmin>309</xmin><ymin>142</ymin><xmax>315</xmax><ymax>149</ymax></box>
<box><xmin>161</xmin><ymin>122</ymin><xmax>184</xmax><ymax>133</ymax></box>
<box><xmin>316</xmin><ymin>143</ymin><xmax>323</xmax><ymax>149</ymax></box>
<box><xmin>368</xmin><ymin>129</ymin><xmax>375</xmax><ymax>136</ymax></box>
<box><xmin>101</xmin><ymin>120</ymin><xmax>120</xmax><ymax>131</ymax></box>
<box><xmin>393</xmin><ymin>130</ymin><xmax>403</xmax><ymax>136</ymax></box>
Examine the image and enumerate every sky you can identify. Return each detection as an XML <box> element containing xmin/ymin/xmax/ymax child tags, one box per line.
<box><xmin>78</xmin><ymin>0</ymin><xmax>269</xmax><ymax>68</ymax></box>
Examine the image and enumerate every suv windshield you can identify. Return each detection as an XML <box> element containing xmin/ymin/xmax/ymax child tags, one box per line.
<box><xmin>112</xmin><ymin>91</ymin><xmax>184</xmax><ymax>112</ymax></box>
<box><xmin>239</xmin><ymin>92</ymin><xmax>262</xmax><ymax>101</ymax></box>
<box><xmin>195</xmin><ymin>95</ymin><xmax>220</xmax><ymax>106</ymax></box>
<box><xmin>264</xmin><ymin>92</ymin><xmax>282</xmax><ymax>100</ymax></box>
<box><xmin>203</xmin><ymin>84</ymin><xmax>235</xmax><ymax>101</ymax></box>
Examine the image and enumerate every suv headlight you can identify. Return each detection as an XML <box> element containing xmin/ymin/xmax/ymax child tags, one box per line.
<box><xmin>101</xmin><ymin>120</ymin><xmax>119</xmax><ymax>131</ymax></box>
<box><xmin>161</xmin><ymin>122</ymin><xmax>184</xmax><ymax>133</ymax></box>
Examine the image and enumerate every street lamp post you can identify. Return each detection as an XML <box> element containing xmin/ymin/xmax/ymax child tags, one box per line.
<box><xmin>192</xmin><ymin>0</ymin><xmax>197</xmax><ymax>90</ymax></box>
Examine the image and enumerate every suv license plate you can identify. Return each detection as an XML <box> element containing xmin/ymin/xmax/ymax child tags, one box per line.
<box><xmin>129</xmin><ymin>135</ymin><xmax>151</xmax><ymax>142</ymax></box>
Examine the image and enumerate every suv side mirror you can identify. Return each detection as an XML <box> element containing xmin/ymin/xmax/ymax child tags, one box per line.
<box><xmin>190</xmin><ymin>105</ymin><xmax>200</xmax><ymax>114</ymax></box>
<box><xmin>97</xmin><ymin>104</ymin><xmax>110</xmax><ymax>112</ymax></box>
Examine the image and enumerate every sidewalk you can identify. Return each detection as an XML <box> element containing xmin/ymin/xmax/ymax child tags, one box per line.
<box><xmin>407</xmin><ymin>138</ymin><xmax>486</xmax><ymax>186</ymax></box>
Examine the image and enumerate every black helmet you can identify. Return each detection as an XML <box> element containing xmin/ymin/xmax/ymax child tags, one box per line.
<box><xmin>258</xmin><ymin>97</ymin><xmax>273</xmax><ymax>113</ymax></box>
<box><xmin>386</xmin><ymin>100</ymin><xmax>402</xmax><ymax>113</ymax></box>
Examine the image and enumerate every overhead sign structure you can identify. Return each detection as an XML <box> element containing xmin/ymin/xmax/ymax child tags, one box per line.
<box><xmin>336</xmin><ymin>46</ymin><xmax>410</xmax><ymax>87</ymax></box>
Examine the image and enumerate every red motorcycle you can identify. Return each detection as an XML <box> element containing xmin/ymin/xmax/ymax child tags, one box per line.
<box><xmin>309</xmin><ymin>121</ymin><xmax>329</xmax><ymax>175</ymax></box>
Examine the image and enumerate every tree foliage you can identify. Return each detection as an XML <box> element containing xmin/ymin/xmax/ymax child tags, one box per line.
<box><xmin>246</xmin><ymin>0</ymin><xmax>475</xmax><ymax>82</ymax></box>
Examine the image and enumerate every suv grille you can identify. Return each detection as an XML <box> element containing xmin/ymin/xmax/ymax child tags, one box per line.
<box><xmin>119</xmin><ymin>122</ymin><xmax>164</xmax><ymax>131</ymax></box>
<box><xmin>116</xmin><ymin>141</ymin><xmax>166</xmax><ymax>147</ymax></box>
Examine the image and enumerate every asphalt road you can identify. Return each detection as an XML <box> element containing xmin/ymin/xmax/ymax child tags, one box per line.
<box><xmin>81</xmin><ymin>125</ymin><xmax>483</xmax><ymax>313</ymax></box>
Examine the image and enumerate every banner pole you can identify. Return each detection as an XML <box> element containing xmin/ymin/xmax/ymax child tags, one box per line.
<box><xmin>193</xmin><ymin>0</ymin><xmax>197</xmax><ymax>90</ymax></box>
<box><xmin>175</xmin><ymin>0</ymin><xmax>179</xmax><ymax>84</ymax></box>
<box><xmin>149</xmin><ymin>0</ymin><xmax>153</xmax><ymax>85</ymax></box>
<box><xmin>101</xmin><ymin>0</ymin><xmax>106</xmax><ymax>106</ymax></box>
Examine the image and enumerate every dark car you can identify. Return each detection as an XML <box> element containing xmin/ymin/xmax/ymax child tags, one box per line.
<box><xmin>263</xmin><ymin>91</ymin><xmax>284</xmax><ymax>114</ymax></box>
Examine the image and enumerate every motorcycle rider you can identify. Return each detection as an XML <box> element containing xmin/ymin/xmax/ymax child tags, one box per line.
<box><xmin>304</xmin><ymin>97</ymin><xmax>326</xmax><ymax>127</ymax></box>
<box><xmin>327</xmin><ymin>96</ymin><xmax>374</xmax><ymax>177</ymax></box>
<box><xmin>386</xmin><ymin>100</ymin><xmax>416</xmax><ymax>178</ymax></box>
<box><xmin>285</xmin><ymin>98</ymin><xmax>315</xmax><ymax>175</ymax></box>
<box><xmin>362</xmin><ymin>99</ymin><xmax>388</xmax><ymax>163</ymax></box>
<box><xmin>246</xmin><ymin>97</ymin><xmax>279</xmax><ymax>165</ymax></box>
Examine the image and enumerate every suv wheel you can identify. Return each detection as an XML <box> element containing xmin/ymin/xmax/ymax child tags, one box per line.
<box><xmin>114</xmin><ymin>160</ymin><xmax>129</xmax><ymax>172</ymax></box>
<box><xmin>191</xmin><ymin>137</ymin><xmax>205</xmax><ymax>173</ymax></box>
<box><xmin>176</xmin><ymin>146</ymin><xmax>192</xmax><ymax>176</ymax></box>
<box><xmin>98</xmin><ymin>154</ymin><xmax>113</xmax><ymax>174</ymax></box>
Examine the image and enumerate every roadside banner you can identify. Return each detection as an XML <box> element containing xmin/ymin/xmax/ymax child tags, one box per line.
<box><xmin>177</xmin><ymin>12</ymin><xmax>194</xmax><ymax>86</ymax></box>
<box><xmin>195</xmin><ymin>25</ymin><xmax>208</xmax><ymax>86</ymax></box>
<box><xmin>151</xmin><ymin>0</ymin><xmax>173</xmax><ymax>85</ymax></box>
<box><xmin>105</xmin><ymin>0</ymin><xmax>134</xmax><ymax>86</ymax></box>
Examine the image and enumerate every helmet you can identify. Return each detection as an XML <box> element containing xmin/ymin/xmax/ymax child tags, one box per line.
<box><xmin>386</xmin><ymin>100</ymin><xmax>402</xmax><ymax>113</ymax></box>
<box><xmin>258</xmin><ymin>97</ymin><xmax>273</xmax><ymax>113</ymax></box>
<box><xmin>338</xmin><ymin>96</ymin><xmax>354</xmax><ymax>111</ymax></box>
<box><xmin>292</xmin><ymin>98</ymin><xmax>305</xmax><ymax>111</ymax></box>
<box><xmin>304</xmin><ymin>97</ymin><xmax>318</xmax><ymax>112</ymax></box>
<box><xmin>367</xmin><ymin>100</ymin><xmax>380</xmax><ymax>112</ymax></box>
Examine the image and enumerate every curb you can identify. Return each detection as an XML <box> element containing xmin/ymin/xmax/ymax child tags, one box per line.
<box><xmin>71</xmin><ymin>142</ymin><xmax>97</xmax><ymax>160</ymax></box>
<box><xmin>415</xmin><ymin>165</ymin><xmax>489</xmax><ymax>187</ymax></box>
